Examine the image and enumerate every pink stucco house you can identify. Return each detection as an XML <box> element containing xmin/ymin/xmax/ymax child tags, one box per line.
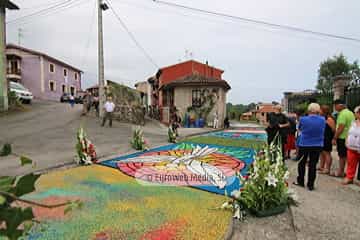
<box><xmin>6</xmin><ymin>44</ymin><xmax>82</xmax><ymax>101</ymax></box>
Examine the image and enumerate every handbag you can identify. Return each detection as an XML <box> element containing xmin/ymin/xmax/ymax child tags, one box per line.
<box><xmin>346</xmin><ymin>121</ymin><xmax>360</xmax><ymax>152</ymax></box>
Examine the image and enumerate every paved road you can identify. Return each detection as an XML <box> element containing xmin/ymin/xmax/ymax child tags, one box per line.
<box><xmin>0</xmin><ymin>101</ymin><xmax>209</xmax><ymax>176</ymax></box>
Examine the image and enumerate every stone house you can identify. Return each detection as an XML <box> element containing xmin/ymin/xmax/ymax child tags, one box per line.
<box><xmin>241</xmin><ymin>111</ymin><xmax>254</xmax><ymax>121</ymax></box>
<box><xmin>148</xmin><ymin>60</ymin><xmax>231</xmax><ymax>127</ymax></box>
<box><xmin>255</xmin><ymin>103</ymin><xmax>277</xmax><ymax>125</ymax></box>
<box><xmin>6</xmin><ymin>44</ymin><xmax>82</xmax><ymax>101</ymax></box>
<box><xmin>135</xmin><ymin>81</ymin><xmax>151</xmax><ymax>107</ymax></box>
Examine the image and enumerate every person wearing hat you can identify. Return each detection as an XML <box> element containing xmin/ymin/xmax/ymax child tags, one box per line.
<box><xmin>331</xmin><ymin>99</ymin><xmax>355</xmax><ymax>178</ymax></box>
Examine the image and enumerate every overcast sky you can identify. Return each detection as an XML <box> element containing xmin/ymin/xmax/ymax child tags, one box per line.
<box><xmin>6</xmin><ymin>0</ymin><xmax>360</xmax><ymax>104</ymax></box>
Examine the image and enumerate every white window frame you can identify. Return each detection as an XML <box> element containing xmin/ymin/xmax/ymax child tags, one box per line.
<box><xmin>49</xmin><ymin>63</ymin><xmax>55</xmax><ymax>73</ymax></box>
<box><xmin>62</xmin><ymin>84</ymin><xmax>67</xmax><ymax>93</ymax></box>
<box><xmin>49</xmin><ymin>80</ymin><xmax>56</xmax><ymax>92</ymax></box>
<box><xmin>63</xmin><ymin>68</ymin><xmax>68</xmax><ymax>77</ymax></box>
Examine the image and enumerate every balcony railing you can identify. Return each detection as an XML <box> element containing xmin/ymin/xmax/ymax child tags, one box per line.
<box><xmin>6</xmin><ymin>68</ymin><xmax>21</xmax><ymax>75</ymax></box>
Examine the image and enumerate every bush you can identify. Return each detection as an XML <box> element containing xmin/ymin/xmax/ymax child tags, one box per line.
<box><xmin>74</xmin><ymin>127</ymin><xmax>97</xmax><ymax>165</ymax></box>
<box><xmin>130</xmin><ymin>126</ymin><xmax>148</xmax><ymax>151</ymax></box>
<box><xmin>0</xmin><ymin>143</ymin><xmax>12</xmax><ymax>157</ymax></box>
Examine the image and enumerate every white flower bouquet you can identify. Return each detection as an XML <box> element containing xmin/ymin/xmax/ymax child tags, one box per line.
<box><xmin>130</xmin><ymin>126</ymin><xmax>149</xmax><ymax>151</ymax></box>
<box><xmin>221</xmin><ymin>135</ymin><xmax>298</xmax><ymax>219</ymax></box>
<box><xmin>75</xmin><ymin>127</ymin><xmax>97</xmax><ymax>165</ymax></box>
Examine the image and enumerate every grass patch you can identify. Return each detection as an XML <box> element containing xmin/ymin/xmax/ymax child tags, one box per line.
<box><xmin>183</xmin><ymin>136</ymin><xmax>266</xmax><ymax>150</ymax></box>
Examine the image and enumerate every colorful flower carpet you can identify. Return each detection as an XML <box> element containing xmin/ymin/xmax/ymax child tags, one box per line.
<box><xmin>20</xmin><ymin>128</ymin><xmax>263</xmax><ymax>240</ymax></box>
<box><xmin>24</xmin><ymin>166</ymin><xmax>231</xmax><ymax>240</ymax></box>
<box><xmin>100</xmin><ymin>142</ymin><xmax>255</xmax><ymax>196</ymax></box>
<box><xmin>205</xmin><ymin>129</ymin><xmax>267</xmax><ymax>141</ymax></box>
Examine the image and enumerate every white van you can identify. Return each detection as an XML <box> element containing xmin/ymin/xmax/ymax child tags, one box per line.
<box><xmin>9</xmin><ymin>81</ymin><xmax>33</xmax><ymax>104</ymax></box>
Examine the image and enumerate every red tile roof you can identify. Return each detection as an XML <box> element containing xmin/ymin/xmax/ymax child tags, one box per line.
<box><xmin>159</xmin><ymin>74</ymin><xmax>231</xmax><ymax>90</ymax></box>
<box><xmin>257</xmin><ymin>105</ymin><xmax>277</xmax><ymax>113</ymax></box>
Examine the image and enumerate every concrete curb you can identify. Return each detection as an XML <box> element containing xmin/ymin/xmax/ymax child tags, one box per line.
<box><xmin>224</xmin><ymin>217</ymin><xmax>235</xmax><ymax>240</ymax></box>
<box><xmin>288</xmin><ymin>205</ymin><xmax>298</xmax><ymax>239</ymax></box>
<box><xmin>18</xmin><ymin>127</ymin><xmax>220</xmax><ymax>176</ymax></box>
<box><xmin>178</xmin><ymin>128</ymin><xmax>225</xmax><ymax>141</ymax></box>
<box><xmin>34</xmin><ymin>161</ymin><xmax>77</xmax><ymax>175</ymax></box>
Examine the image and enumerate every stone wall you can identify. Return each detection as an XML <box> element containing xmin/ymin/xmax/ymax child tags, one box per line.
<box><xmin>332</xmin><ymin>75</ymin><xmax>351</xmax><ymax>101</ymax></box>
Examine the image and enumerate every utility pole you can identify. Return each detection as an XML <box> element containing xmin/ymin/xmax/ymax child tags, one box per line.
<box><xmin>0</xmin><ymin>1</ymin><xmax>19</xmax><ymax>112</ymax></box>
<box><xmin>98</xmin><ymin>0</ymin><xmax>108</xmax><ymax>118</ymax></box>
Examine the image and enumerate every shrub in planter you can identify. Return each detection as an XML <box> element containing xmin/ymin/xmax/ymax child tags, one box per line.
<box><xmin>0</xmin><ymin>143</ymin><xmax>12</xmax><ymax>157</ymax></box>
<box><xmin>221</xmin><ymin>136</ymin><xmax>298</xmax><ymax>220</ymax></box>
<box><xmin>130</xmin><ymin>126</ymin><xmax>148</xmax><ymax>151</ymax></box>
<box><xmin>74</xmin><ymin>127</ymin><xmax>97</xmax><ymax>165</ymax></box>
<box><xmin>168</xmin><ymin>125</ymin><xmax>177</xmax><ymax>143</ymax></box>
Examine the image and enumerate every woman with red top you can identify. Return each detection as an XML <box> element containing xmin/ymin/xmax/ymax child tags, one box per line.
<box><xmin>285</xmin><ymin>116</ymin><xmax>297</xmax><ymax>159</ymax></box>
<box><xmin>342</xmin><ymin>106</ymin><xmax>360</xmax><ymax>185</ymax></box>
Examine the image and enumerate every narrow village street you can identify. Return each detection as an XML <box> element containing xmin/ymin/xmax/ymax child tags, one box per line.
<box><xmin>0</xmin><ymin>101</ymin><xmax>209</xmax><ymax>176</ymax></box>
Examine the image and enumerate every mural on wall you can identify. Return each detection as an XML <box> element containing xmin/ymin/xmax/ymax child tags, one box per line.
<box><xmin>100</xmin><ymin>142</ymin><xmax>255</xmax><ymax>195</ymax></box>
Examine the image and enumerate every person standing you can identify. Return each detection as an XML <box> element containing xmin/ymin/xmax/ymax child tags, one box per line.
<box><xmin>69</xmin><ymin>94</ymin><xmax>75</xmax><ymax>108</ymax></box>
<box><xmin>213</xmin><ymin>111</ymin><xmax>219</xmax><ymax>129</ymax></box>
<box><xmin>171</xmin><ymin>110</ymin><xmax>181</xmax><ymax>136</ymax></box>
<box><xmin>284</xmin><ymin>116</ymin><xmax>297</xmax><ymax>159</ymax></box>
<box><xmin>331</xmin><ymin>99</ymin><xmax>355</xmax><ymax>178</ymax></box>
<box><xmin>265</xmin><ymin>105</ymin><xmax>290</xmax><ymax>161</ymax></box>
<box><xmin>224</xmin><ymin>116</ymin><xmax>230</xmax><ymax>129</ymax></box>
<box><xmin>101</xmin><ymin>96</ymin><xmax>115</xmax><ymax>127</ymax></box>
<box><xmin>93</xmin><ymin>95</ymin><xmax>99</xmax><ymax>117</ymax></box>
<box><xmin>342</xmin><ymin>106</ymin><xmax>360</xmax><ymax>185</ymax></box>
<box><xmin>86</xmin><ymin>92</ymin><xmax>93</xmax><ymax>113</ymax></box>
<box><xmin>294</xmin><ymin>103</ymin><xmax>325</xmax><ymax>191</ymax></box>
<box><xmin>318</xmin><ymin>105</ymin><xmax>336</xmax><ymax>174</ymax></box>
<box><xmin>82</xmin><ymin>92</ymin><xmax>89</xmax><ymax>116</ymax></box>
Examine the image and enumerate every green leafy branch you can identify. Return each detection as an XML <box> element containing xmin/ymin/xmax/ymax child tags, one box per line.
<box><xmin>0</xmin><ymin>156</ymin><xmax>80</xmax><ymax>240</ymax></box>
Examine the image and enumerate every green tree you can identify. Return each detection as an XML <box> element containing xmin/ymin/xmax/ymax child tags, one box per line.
<box><xmin>317</xmin><ymin>54</ymin><xmax>360</xmax><ymax>94</ymax></box>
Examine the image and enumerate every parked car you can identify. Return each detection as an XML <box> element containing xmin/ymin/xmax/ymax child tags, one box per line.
<box><xmin>75</xmin><ymin>91</ymin><xmax>86</xmax><ymax>104</ymax></box>
<box><xmin>61</xmin><ymin>92</ymin><xmax>85</xmax><ymax>104</ymax></box>
<box><xmin>75</xmin><ymin>96</ymin><xmax>83</xmax><ymax>104</ymax></box>
<box><xmin>9</xmin><ymin>81</ymin><xmax>33</xmax><ymax>104</ymax></box>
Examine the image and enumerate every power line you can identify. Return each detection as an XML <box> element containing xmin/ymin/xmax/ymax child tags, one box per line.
<box><xmin>12</xmin><ymin>0</ymin><xmax>89</xmax><ymax>26</ymax></box>
<box><xmin>6</xmin><ymin>0</ymin><xmax>84</xmax><ymax>25</ymax></box>
<box><xmin>152</xmin><ymin>0</ymin><xmax>360</xmax><ymax>43</ymax></box>
<box><xmin>80</xmin><ymin>0</ymin><xmax>97</xmax><ymax>67</ymax></box>
<box><xmin>106</xmin><ymin>0</ymin><xmax>159</xmax><ymax>69</ymax></box>
<box><xmin>21</xmin><ymin>0</ymin><xmax>68</xmax><ymax>10</ymax></box>
<box><xmin>7</xmin><ymin>0</ymin><xmax>74</xmax><ymax>24</ymax></box>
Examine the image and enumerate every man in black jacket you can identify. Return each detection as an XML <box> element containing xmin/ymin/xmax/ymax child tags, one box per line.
<box><xmin>265</xmin><ymin>105</ymin><xmax>290</xmax><ymax>161</ymax></box>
